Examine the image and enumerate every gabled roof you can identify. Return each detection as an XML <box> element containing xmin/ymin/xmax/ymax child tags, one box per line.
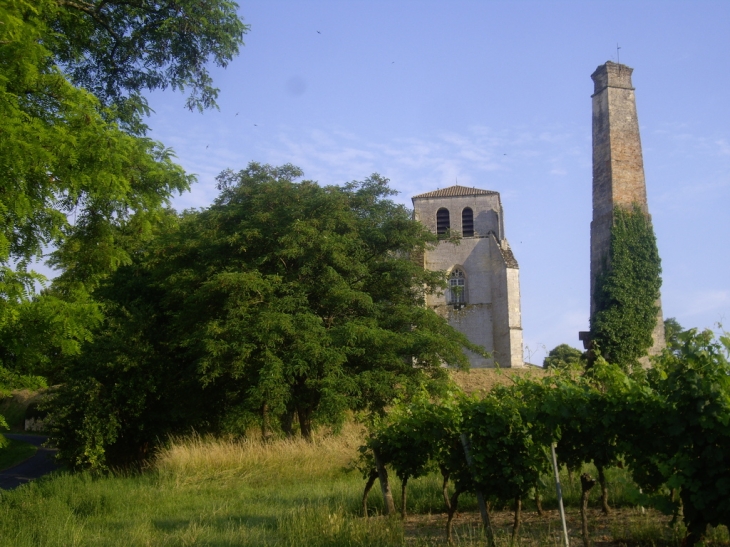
<box><xmin>412</xmin><ymin>185</ymin><xmax>498</xmax><ymax>199</ymax></box>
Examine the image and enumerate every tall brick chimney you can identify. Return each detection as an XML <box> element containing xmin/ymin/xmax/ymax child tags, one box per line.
<box><xmin>584</xmin><ymin>61</ymin><xmax>665</xmax><ymax>359</ymax></box>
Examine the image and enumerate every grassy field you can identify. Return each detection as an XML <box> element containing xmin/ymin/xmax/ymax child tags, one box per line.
<box><xmin>0</xmin><ymin>424</ymin><xmax>727</xmax><ymax>547</ymax></box>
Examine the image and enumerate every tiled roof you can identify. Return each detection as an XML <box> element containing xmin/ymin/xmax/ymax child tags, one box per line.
<box><xmin>412</xmin><ymin>185</ymin><xmax>498</xmax><ymax>199</ymax></box>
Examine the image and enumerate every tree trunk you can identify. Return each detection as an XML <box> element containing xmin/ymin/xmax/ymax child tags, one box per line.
<box><xmin>440</xmin><ymin>466</ymin><xmax>451</xmax><ymax>511</ymax></box>
<box><xmin>362</xmin><ymin>468</ymin><xmax>378</xmax><ymax>517</ymax></box>
<box><xmin>580</xmin><ymin>473</ymin><xmax>597</xmax><ymax>547</ymax></box>
<box><xmin>401</xmin><ymin>476</ymin><xmax>409</xmax><ymax>519</ymax></box>
<box><xmin>373</xmin><ymin>448</ymin><xmax>396</xmax><ymax>516</ymax></box>
<box><xmin>535</xmin><ymin>488</ymin><xmax>544</xmax><ymax>517</ymax></box>
<box><xmin>597</xmin><ymin>465</ymin><xmax>610</xmax><ymax>515</ymax></box>
<box><xmin>296</xmin><ymin>406</ymin><xmax>313</xmax><ymax>441</ymax></box>
<box><xmin>669</xmin><ymin>488</ymin><xmax>683</xmax><ymax>527</ymax></box>
<box><xmin>446</xmin><ymin>488</ymin><xmax>464</xmax><ymax>543</ymax></box>
<box><xmin>280</xmin><ymin>406</ymin><xmax>296</xmax><ymax>438</ymax></box>
<box><xmin>679</xmin><ymin>488</ymin><xmax>703</xmax><ymax>547</ymax></box>
<box><xmin>511</xmin><ymin>497</ymin><xmax>522</xmax><ymax>546</ymax></box>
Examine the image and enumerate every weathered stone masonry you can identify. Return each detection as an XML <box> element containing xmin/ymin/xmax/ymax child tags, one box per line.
<box><xmin>412</xmin><ymin>185</ymin><xmax>524</xmax><ymax>368</ymax></box>
<box><xmin>585</xmin><ymin>61</ymin><xmax>665</xmax><ymax>357</ymax></box>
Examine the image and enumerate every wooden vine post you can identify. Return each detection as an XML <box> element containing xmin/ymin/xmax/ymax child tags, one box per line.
<box><xmin>551</xmin><ymin>443</ymin><xmax>570</xmax><ymax>547</ymax></box>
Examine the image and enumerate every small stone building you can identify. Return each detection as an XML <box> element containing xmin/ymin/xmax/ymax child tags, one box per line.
<box><xmin>412</xmin><ymin>185</ymin><xmax>524</xmax><ymax>368</ymax></box>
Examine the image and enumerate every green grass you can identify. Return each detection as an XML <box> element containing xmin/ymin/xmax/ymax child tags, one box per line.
<box><xmin>0</xmin><ymin>437</ymin><xmax>38</xmax><ymax>471</ymax></box>
<box><xmin>0</xmin><ymin>430</ymin><xmax>723</xmax><ymax>547</ymax></box>
<box><xmin>0</xmin><ymin>463</ymin><xmax>403</xmax><ymax>546</ymax></box>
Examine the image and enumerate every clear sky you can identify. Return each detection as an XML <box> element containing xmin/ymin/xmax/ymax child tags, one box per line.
<box><xmin>145</xmin><ymin>0</ymin><xmax>730</xmax><ymax>365</ymax></box>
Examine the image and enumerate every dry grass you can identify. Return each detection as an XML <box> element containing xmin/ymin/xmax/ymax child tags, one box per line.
<box><xmin>153</xmin><ymin>421</ymin><xmax>366</xmax><ymax>487</ymax></box>
<box><xmin>450</xmin><ymin>366</ymin><xmax>547</xmax><ymax>396</ymax></box>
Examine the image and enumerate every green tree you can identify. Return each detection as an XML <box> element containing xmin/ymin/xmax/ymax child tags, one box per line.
<box><xmin>0</xmin><ymin>0</ymin><xmax>245</xmax><ymax>379</ymax></box>
<box><xmin>543</xmin><ymin>343</ymin><xmax>584</xmax><ymax>370</ymax></box>
<box><xmin>47</xmin><ymin>0</ymin><xmax>248</xmax><ymax>132</ymax></box>
<box><xmin>663</xmin><ymin>317</ymin><xmax>685</xmax><ymax>355</ymax></box>
<box><xmin>590</xmin><ymin>205</ymin><xmax>662</xmax><ymax>369</ymax></box>
<box><xmin>50</xmin><ymin>164</ymin><xmax>482</xmax><ymax>469</ymax></box>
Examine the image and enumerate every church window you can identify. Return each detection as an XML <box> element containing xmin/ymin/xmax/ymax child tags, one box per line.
<box><xmin>436</xmin><ymin>208</ymin><xmax>450</xmax><ymax>236</ymax></box>
<box><xmin>462</xmin><ymin>207</ymin><xmax>474</xmax><ymax>237</ymax></box>
<box><xmin>449</xmin><ymin>268</ymin><xmax>466</xmax><ymax>306</ymax></box>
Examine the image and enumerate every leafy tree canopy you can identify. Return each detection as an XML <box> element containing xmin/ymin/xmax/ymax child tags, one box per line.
<box><xmin>663</xmin><ymin>317</ymin><xmax>685</xmax><ymax>355</ymax></box>
<box><xmin>46</xmin><ymin>0</ymin><xmax>248</xmax><ymax>132</ymax></box>
<box><xmin>50</xmin><ymin>164</ymin><xmax>482</xmax><ymax>469</ymax></box>
<box><xmin>542</xmin><ymin>343</ymin><xmax>584</xmax><ymax>370</ymax></box>
<box><xmin>0</xmin><ymin>0</ymin><xmax>245</xmax><ymax>376</ymax></box>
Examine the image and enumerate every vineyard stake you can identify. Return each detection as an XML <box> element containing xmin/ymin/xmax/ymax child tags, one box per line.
<box><xmin>460</xmin><ymin>433</ymin><xmax>495</xmax><ymax>547</ymax></box>
<box><xmin>551</xmin><ymin>443</ymin><xmax>570</xmax><ymax>547</ymax></box>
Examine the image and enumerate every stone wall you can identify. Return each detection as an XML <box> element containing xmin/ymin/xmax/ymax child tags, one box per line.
<box><xmin>424</xmin><ymin>237</ymin><xmax>496</xmax><ymax>367</ymax></box>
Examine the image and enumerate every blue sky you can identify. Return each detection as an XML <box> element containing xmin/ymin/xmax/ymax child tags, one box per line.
<box><xmin>145</xmin><ymin>0</ymin><xmax>730</xmax><ymax>365</ymax></box>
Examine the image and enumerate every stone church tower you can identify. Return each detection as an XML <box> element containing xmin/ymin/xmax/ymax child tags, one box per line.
<box><xmin>412</xmin><ymin>185</ymin><xmax>524</xmax><ymax>368</ymax></box>
<box><xmin>582</xmin><ymin>61</ymin><xmax>665</xmax><ymax>357</ymax></box>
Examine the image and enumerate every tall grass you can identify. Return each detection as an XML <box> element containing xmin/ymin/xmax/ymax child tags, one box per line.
<box><xmin>0</xmin><ymin>425</ymin><xmax>407</xmax><ymax>546</ymax></box>
<box><xmin>0</xmin><ymin>426</ymin><xmax>725</xmax><ymax>546</ymax></box>
<box><xmin>154</xmin><ymin>424</ymin><xmax>364</xmax><ymax>488</ymax></box>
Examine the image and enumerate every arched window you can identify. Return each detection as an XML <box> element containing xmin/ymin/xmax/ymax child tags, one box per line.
<box><xmin>462</xmin><ymin>207</ymin><xmax>474</xmax><ymax>237</ymax></box>
<box><xmin>436</xmin><ymin>208</ymin><xmax>450</xmax><ymax>236</ymax></box>
<box><xmin>449</xmin><ymin>268</ymin><xmax>466</xmax><ymax>306</ymax></box>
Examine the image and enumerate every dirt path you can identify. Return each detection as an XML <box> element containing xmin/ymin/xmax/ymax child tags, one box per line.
<box><xmin>402</xmin><ymin>506</ymin><xmax>676</xmax><ymax>545</ymax></box>
<box><xmin>0</xmin><ymin>434</ymin><xmax>59</xmax><ymax>490</ymax></box>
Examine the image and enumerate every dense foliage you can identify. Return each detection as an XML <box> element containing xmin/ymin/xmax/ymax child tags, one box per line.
<box><xmin>47</xmin><ymin>0</ymin><xmax>247</xmax><ymax>131</ymax></box>
<box><xmin>366</xmin><ymin>328</ymin><xmax>730</xmax><ymax>546</ymax></box>
<box><xmin>0</xmin><ymin>366</ymin><xmax>47</xmax><ymax>396</ymax></box>
<box><xmin>542</xmin><ymin>344</ymin><xmax>584</xmax><ymax>370</ymax></box>
<box><xmin>663</xmin><ymin>317</ymin><xmax>686</xmax><ymax>355</ymax></box>
<box><xmin>625</xmin><ymin>329</ymin><xmax>730</xmax><ymax>546</ymax></box>
<box><xmin>0</xmin><ymin>0</ymin><xmax>245</xmax><ymax>380</ymax></box>
<box><xmin>49</xmin><ymin>164</ymin><xmax>481</xmax><ymax>469</ymax></box>
<box><xmin>366</xmin><ymin>382</ymin><xmax>551</xmax><ymax>541</ymax></box>
<box><xmin>591</xmin><ymin>205</ymin><xmax>662</xmax><ymax>368</ymax></box>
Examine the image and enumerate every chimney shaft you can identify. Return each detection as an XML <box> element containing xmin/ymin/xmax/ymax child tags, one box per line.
<box><xmin>588</xmin><ymin>61</ymin><xmax>665</xmax><ymax>358</ymax></box>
